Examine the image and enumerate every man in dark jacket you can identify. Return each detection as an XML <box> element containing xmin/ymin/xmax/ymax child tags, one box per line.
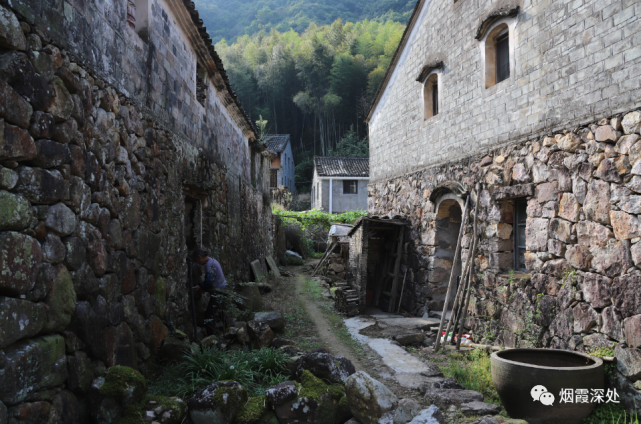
<box><xmin>193</xmin><ymin>249</ymin><xmax>229</xmax><ymax>335</ymax></box>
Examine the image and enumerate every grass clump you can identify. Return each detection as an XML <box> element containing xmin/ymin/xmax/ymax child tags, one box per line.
<box><xmin>583</xmin><ymin>403</ymin><xmax>639</xmax><ymax>424</ymax></box>
<box><xmin>440</xmin><ymin>349</ymin><xmax>500</xmax><ymax>405</ymax></box>
<box><xmin>149</xmin><ymin>346</ymin><xmax>290</xmax><ymax>399</ymax></box>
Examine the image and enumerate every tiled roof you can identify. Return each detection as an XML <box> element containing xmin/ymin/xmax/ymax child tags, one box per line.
<box><xmin>314</xmin><ymin>157</ymin><xmax>369</xmax><ymax>178</ymax></box>
<box><xmin>264</xmin><ymin>135</ymin><xmax>290</xmax><ymax>153</ymax></box>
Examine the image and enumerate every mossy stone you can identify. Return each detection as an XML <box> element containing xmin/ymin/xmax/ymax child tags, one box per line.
<box><xmin>42</xmin><ymin>264</ymin><xmax>77</xmax><ymax>333</ymax></box>
<box><xmin>99</xmin><ymin>366</ymin><xmax>148</xmax><ymax>406</ymax></box>
<box><xmin>234</xmin><ymin>396</ymin><xmax>268</xmax><ymax>424</ymax></box>
<box><xmin>0</xmin><ymin>190</ymin><xmax>32</xmax><ymax>230</ymax></box>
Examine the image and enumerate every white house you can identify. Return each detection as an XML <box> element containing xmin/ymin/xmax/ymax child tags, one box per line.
<box><xmin>266</xmin><ymin>135</ymin><xmax>296</xmax><ymax>193</ymax></box>
<box><xmin>312</xmin><ymin>157</ymin><xmax>369</xmax><ymax>213</ymax></box>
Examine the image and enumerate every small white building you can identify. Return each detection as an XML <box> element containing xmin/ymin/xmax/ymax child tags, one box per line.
<box><xmin>312</xmin><ymin>157</ymin><xmax>369</xmax><ymax>213</ymax></box>
<box><xmin>266</xmin><ymin>135</ymin><xmax>296</xmax><ymax>193</ymax></box>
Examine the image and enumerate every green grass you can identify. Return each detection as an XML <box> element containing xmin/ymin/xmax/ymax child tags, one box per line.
<box><xmin>440</xmin><ymin>349</ymin><xmax>501</xmax><ymax>405</ymax></box>
<box><xmin>304</xmin><ymin>279</ymin><xmax>324</xmax><ymax>299</ymax></box>
<box><xmin>148</xmin><ymin>346</ymin><xmax>289</xmax><ymax>399</ymax></box>
<box><xmin>583</xmin><ymin>403</ymin><xmax>640</xmax><ymax>424</ymax></box>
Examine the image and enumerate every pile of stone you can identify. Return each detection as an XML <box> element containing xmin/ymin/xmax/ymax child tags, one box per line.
<box><xmin>323</xmin><ymin>252</ymin><xmax>348</xmax><ymax>281</ymax></box>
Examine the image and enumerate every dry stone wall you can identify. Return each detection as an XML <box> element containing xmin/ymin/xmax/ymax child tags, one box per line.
<box><xmin>0</xmin><ymin>1</ymin><xmax>273</xmax><ymax>422</ymax></box>
<box><xmin>368</xmin><ymin>110</ymin><xmax>641</xmax><ymax>411</ymax></box>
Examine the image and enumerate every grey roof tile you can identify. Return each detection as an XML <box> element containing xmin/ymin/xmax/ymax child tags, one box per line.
<box><xmin>314</xmin><ymin>157</ymin><xmax>369</xmax><ymax>178</ymax></box>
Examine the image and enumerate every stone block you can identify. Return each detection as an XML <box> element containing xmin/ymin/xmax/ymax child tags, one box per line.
<box><xmin>0</xmin><ymin>79</ymin><xmax>31</xmax><ymax>129</ymax></box>
<box><xmin>601</xmin><ymin>306</ymin><xmax>624</xmax><ymax>341</ymax></box>
<box><xmin>0</xmin><ymin>51</ymin><xmax>52</xmax><ymax>111</ymax></box>
<box><xmin>595</xmin><ymin>125</ymin><xmax>617</xmax><ymax>142</ymax></box>
<box><xmin>42</xmin><ymin>264</ymin><xmax>77</xmax><ymax>333</ymax></box>
<box><xmin>492</xmin><ymin>184</ymin><xmax>534</xmax><ymax>200</ymax></box>
<box><xmin>0</xmin><ymin>296</ymin><xmax>46</xmax><ymax>348</ymax></box>
<box><xmin>66</xmin><ymin>350</ymin><xmax>93</xmax><ymax>395</ymax></box>
<box><xmin>0</xmin><ymin>231</ymin><xmax>42</xmax><ymax>296</ymax></box>
<box><xmin>581</xmin><ymin>272</ymin><xmax>611</xmax><ymax>308</ymax></box>
<box><xmin>611</xmin><ymin>211</ymin><xmax>641</xmax><ymax>240</ymax></box>
<box><xmin>103</xmin><ymin>322</ymin><xmax>138</xmax><ymax>369</ymax></box>
<box><xmin>541</xmin><ymin>259</ymin><xmax>568</xmax><ymax>278</ymax></box>
<box><xmin>42</xmin><ymin>233</ymin><xmax>65</xmax><ymax>264</ymax></box>
<box><xmin>595</xmin><ymin>158</ymin><xmax>621</xmax><ymax>182</ymax></box>
<box><xmin>576</xmin><ymin>221</ymin><xmax>613</xmax><ymax>247</ymax></box>
<box><xmin>558</xmin><ymin>193</ymin><xmax>579</xmax><ymax>222</ymax></box>
<box><xmin>15</xmin><ymin>166</ymin><xmax>67</xmax><ymax>204</ymax></box>
<box><xmin>0</xmin><ymin>190</ymin><xmax>32</xmax><ymax>231</ymax></box>
<box><xmin>549</xmin><ymin>218</ymin><xmax>572</xmax><ymax>243</ymax></box>
<box><xmin>0</xmin><ymin>4</ymin><xmax>26</xmax><ymax>51</ymax></box>
<box><xmin>0</xmin><ymin>166</ymin><xmax>17</xmax><ymax>190</ymax></box>
<box><xmin>565</xmin><ymin>245</ymin><xmax>592</xmax><ymax>270</ymax></box>
<box><xmin>525</xmin><ymin>218</ymin><xmax>548</xmax><ymax>252</ymax></box>
<box><xmin>611</xmin><ymin>275</ymin><xmax>641</xmax><ymax>319</ymax></box>
<box><xmin>45</xmin><ymin>202</ymin><xmax>78</xmax><ymax>237</ymax></box>
<box><xmin>622</xmin><ymin>111</ymin><xmax>641</xmax><ymax>135</ymax></box>
<box><xmin>536</xmin><ymin>181</ymin><xmax>558</xmax><ymax>203</ymax></box>
<box><xmin>623</xmin><ymin>315</ymin><xmax>641</xmax><ymax>348</ymax></box>
<box><xmin>1</xmin><ymin>120</ymin><xmax>36</xmax><ymax>161</ymax></box>
<box><xmin>0</xmin><ymin>335</ymin><xmax>67</xmax><ymax>405</ymax></box>
<box><xmin>614</xmin><ymin>344</ymin><xmax>641</xmax><ymax>381</ymax></box>
<box><xmin>584</xmin><ymin>180</ymin><xmax>611</xmax><ymax>225</ymax></box>
<box><xmin>30</xmin><ymin>139</ymin><xmax>71</xmax><ymax>168</ymax></box>
<box><xmin>592</xmin><ymin>241</ymin><xmax>631</xmax><ymax>278</ymax></box>
<box><xmin>48</xmin><ymin>76</ymin><xmax>74</xmax><ymax>122</ymax></box>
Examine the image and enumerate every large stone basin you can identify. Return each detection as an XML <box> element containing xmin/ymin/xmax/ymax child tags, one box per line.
<box><xmin>491</xmin><ymin>348</ymin><xmax>604</xmax><ymax>424</ymax></box>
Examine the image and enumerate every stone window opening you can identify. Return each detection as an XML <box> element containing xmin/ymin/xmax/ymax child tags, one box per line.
<box><xmin>344</xmin><ymin>180</ymin><xmax>358</xmax><ymax>194</ymax></box>
<box><xmin>127</xmin><ymin>0</ymin><xmax>149</xmax><ymax>42</ymax></box>
<box><xmin>482</xmin><ymin>22</ymin><xmax>514</xmax><ymax>89</ymax></box>
<box><xmin>423</xmin><ymin>73</ymin><xmax>439</xmax><ymax>120</ymax></box>
<box><xmin>514</xmin><ymin>199</ymin><xmax>527</xmax><ymax>270</ymax></box>
<box><xmin>196</xmin><ymin>64</ymin><xmax>208</xmax><ymax>106</ymax></box>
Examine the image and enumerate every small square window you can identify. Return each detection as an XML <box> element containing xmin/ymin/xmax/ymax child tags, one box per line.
<box><xmin>343</xmin><ymin>180</ymin><xmax>358</xmax><ymax>194</ymax></box>
<box><xmin>514</xmin><ymin>199</ymin><xmax>527</xmax><ymax>270</ymax></box>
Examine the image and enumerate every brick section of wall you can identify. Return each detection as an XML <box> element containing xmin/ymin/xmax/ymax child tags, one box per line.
<box><xmin>369</xmin><ymin>0</ymin><xmax>641</xmax><ymax>183</ymax></box>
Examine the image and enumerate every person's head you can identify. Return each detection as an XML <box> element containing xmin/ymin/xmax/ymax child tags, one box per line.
<box><xmin>194</xmin><ymin>249</ymin><xmax>209</xmax><ymax>265</ymax></box>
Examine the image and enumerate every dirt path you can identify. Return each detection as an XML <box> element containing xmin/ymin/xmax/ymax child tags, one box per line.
<box><xmin>291</xmin><ymin>274</ymin><xmax>366</xmax><ymax>371</ymax></box>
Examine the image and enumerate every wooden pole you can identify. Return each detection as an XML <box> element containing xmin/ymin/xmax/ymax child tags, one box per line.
<box><xmin>388</xmin><ymin>228</ymin><xmax>405</xmax><ymax>310</ymax></box>
<box><xmin>396</xmin><ymin>269</ymin><xmax>408</xmax><ymax>313</ymax></box>
<box><xmin>443</xmin><ymin>190</ymin><xmax>479</xmax><ymax>347</ymax></box>
<box><xmin>456</xmin><ymin>185</ymin><xmax>481</xmax><ymax>350</ymax></box>
<box><xmin>312</xmin><ymin>240</ymin><xmax>337</xmax><ymax>276</ymax></box>
<box><xmin>434</xmin><ymin>195</ymin><xmax>470</xmax><ymax>353</ymax></box>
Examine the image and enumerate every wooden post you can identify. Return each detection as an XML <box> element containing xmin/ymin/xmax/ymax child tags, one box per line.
<box><xmin>434</xmin><ymin>195</ymin><xmax>470</xmax><ymax>353</ymax></box>
<box><xmin>388</xmin><ymin>228</ymin><xmax>405</xmax><ymax>312</ymax></box>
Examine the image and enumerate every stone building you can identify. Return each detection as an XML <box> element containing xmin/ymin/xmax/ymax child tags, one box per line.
<box><xmin>312</xmin><ymin>157</ymin><xmax>369</xmax><ymax>213</ymax></box>
<box><xmin>359</xmin><ymin>0</ymin><xmax>641</xmax><ymax>411</ymax></box>
<box><xmin>266</xmin><ymin>134</ymin><xmax>296</xmax><ymax>193</ymax></box>
<box><xmin>0</xmin><ymin>0</ymin><xmax>272</xmax><ymax>420</ymax></box>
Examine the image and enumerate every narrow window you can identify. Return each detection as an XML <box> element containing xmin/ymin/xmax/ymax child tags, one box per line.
<box><xmin>514</xmin><ymin>199</ymin><xmax>527</xmax><ymax>270</ymax></box>
<box><xmin>343</xmin><ymin>180</ymin><xmax>358</xmax><ymax>194</ymax></box>
<box><xmin>496</xmin><ymin>32</ymin><xmax>510</xmax><ymax>83</ymax></box>
<box><xmin>270</xmin><ymin>169</ymin><xmax>277</xmax><ymax>188</ymax></box>
<box><xmin>423</xmin><ymin>73</ymin><xmax>439</xmax><ymax>120</ymax></box>
<box><xmin>196</xmin><ymin>64</ymin><xmax>208</xmax><ymax>106</ymax></box>
<box><xmin>485</xmin><ymin>24</ymin><xmax>510</xmax><ymax>88</ymax></box>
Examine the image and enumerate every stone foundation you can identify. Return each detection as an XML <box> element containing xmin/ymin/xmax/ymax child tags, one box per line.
<box><xmin>367</xmin><ymin>111</ymin><xmax>641</xmax><ymax>411</ymax></box>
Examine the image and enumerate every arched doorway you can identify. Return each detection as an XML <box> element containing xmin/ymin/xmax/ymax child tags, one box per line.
<box><xmin>433</xmin><ymin>195</ymin><xmax>463</xmax><ymax>311</ymax></box>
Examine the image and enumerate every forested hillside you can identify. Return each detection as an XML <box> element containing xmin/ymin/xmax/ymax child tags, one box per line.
<box><xmin>216</xmin><ymin>19</ymin><xmax>405</xmax><ymax>191</ymax></box>
<box><xmin>195</xmin><ymin>0</ymin><xmax>414</xmax><ymax>43</ymax></box>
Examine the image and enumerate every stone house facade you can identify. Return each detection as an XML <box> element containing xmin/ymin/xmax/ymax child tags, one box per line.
<box><xmin>312</xmin><ymin>157</ymin><xmax>369</xmax><ymax>213</ymax></box>
<box><xmin>363</xmin><ymin>0</ymin><xmax>641</xmax><ymax>411</ymax></box>
<box><xmin>0</xmin><ymin>0</ymin><xmax>272</xmax><ymax>420</ymax></box>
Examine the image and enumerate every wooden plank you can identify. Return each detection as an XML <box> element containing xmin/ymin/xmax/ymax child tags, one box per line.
<box><xmin>265</xmin><ymin>256</ymin><xmax>281</xmax><ymax>278</ymax></box>
<box><xmin>251</xmin><ymin>259</ymin><xmax>267</xmax><ymax>282</ymax></box>
<box><xmin>388</xmin><ymin>228</ymin><xmax>405</xmax><ymax>312</ymax></box>
<box><xmin>312</xmin><ymin>240</ymin><xmax>337</xmax><ymax>276</ymax></box>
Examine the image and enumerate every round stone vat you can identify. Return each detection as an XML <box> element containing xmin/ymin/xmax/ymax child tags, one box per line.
<box><xmin>491</xmin><ymin>348</ymin><xmax>604</xmax><ymax>424</ymax></box>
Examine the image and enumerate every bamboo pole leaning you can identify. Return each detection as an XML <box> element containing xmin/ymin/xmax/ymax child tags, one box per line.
<box><xmin>442</xmin><ymin>189</ymin><xmax>479</xmax><ymax>349</ymax></box>
<box><xmin>455</xmin><ymin>185</ymin><xmax>481</xmax><ymax>350</ymax></box>
<box><xmin>434</xmin><ymin>195</ymin><xmax>471</xmax><ymax>353</ymax></box>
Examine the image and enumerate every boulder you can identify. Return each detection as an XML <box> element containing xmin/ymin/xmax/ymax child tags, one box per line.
<box><xmin>0</xmin><ymin>166</ymin><xmax>18</xmax><ymax>190</ymax></box>
<box><xmin>394</xmin><ymin>333</ymin><xmax>425</xmax><ymax>346</ymax></box>
<box><xmin>247</xmin><ymin>320</ymin><xmax>274</xmax><ymax>348</ymax></box>
<box><xmin>265</xmin><ymin>381</ymin><xmax>297</xmax><ymax>406</ymax></box>
<box><xmin>188</xmin><ymin>381</ymin><xmax>247</xmax><ymax>424</ymax></box>
<box><xmin>345</xmin><ymin>371</ymin><xmax>398</xmax><ymax>424</ymax></box>
<box><xmin>138</xmin><ymin>395</ymin><xmax>187</xmax><ymax>424</ymax></box>
<box><xmin>89</xmin><ymin>366</ymin><xmax>147</xmax><ymax>423</ymax></box>
<box><xmin>622</xmin><ymin>111</ymin><xmax>641</xmax><ymax>135</ymax></box>
<box><xmin>31</xmin><ymin>139</ymin><xmax>71</xmax><ymax>168</ymax></box>
<box><xmin>254</xmin><ymin>311</ymin><xmax>285</xmax><ymax>331</ymax></box>
<box><xmin>42</xmin><ymin>233</ymin><xmax>66</xmax><ymax>264</ymax></box>
<box><xmin>460</xmin><ymin>402</ymin><xmax>502</xmax><ymax>416</ymax></box>
<box><xmin>273</xmin><ymin>371</ymin><xmax>350</xmax><ymax>424</ymax></box>
<box><xmin>295</xmin><ymin>351</ymin><xmax>356</xmax><ymax>384</ymax></box>
<box><xmin>0</xmin><ymin>231</ymin><xmax>42</xmax><ymax>295</ymax></box>
<box><xmin>238</xmin><ymin>284</ymin><xmax>263</xmax><ymax>312</ymax></box>
<box><xmin>624</xmin><ymin>315</ymin><xmax>641</xmax><ymax>348</ymax></box>
<box><xmin>0</xmin><ymin>296</ymin><xmax>46</xmax><ymax>348</ymax></box>
<box><xmin>0</xmin><ymin>4</ymin><xmax>27</xmax><ymax>50</ymax></box>
<box><xmin>0</xmin><ymin>190</ymin><xmax>32</xmax><ymax>231</ymax></box>
<box><xmin>614</xmin><ymin>344</ymin><xmax>641</xmax><ymax>381</ymax></box>
<box><xmin>406</xmin><ymin>406</ymin><xmax>444</xmax><ymax>424</ymax></box>
<box><xmin>393</xmin><ymin>398</ymin><xmax>421</xmax><ymax>424</ymax></box>
<box><xmin>0</xmin><ymin>335</ymin><xmax>67</xmax><ymax>405</ymax></box>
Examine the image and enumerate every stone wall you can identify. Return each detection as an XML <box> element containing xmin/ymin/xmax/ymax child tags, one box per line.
<box><xmin>368</xmin><ymin>0</ymin><xmax>641</xmax><ymax>183</ymax></box>
<box><xmin>368</xmin><ymin>110</ymin><xmax>641</xmax><ymax>411</ymax></box>
<box><xmin>0</xmin><ymin>1</ymin><xmax>273</xmax><ymax>421</ymax></box>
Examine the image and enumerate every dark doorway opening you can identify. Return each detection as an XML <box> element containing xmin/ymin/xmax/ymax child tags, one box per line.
<box><xmin>434</xmin><ymin>199</ymin><xmax>463</xmax><ymax>311</ymax></box>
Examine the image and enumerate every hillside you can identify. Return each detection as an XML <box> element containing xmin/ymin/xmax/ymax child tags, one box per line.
<box><xmin>194</xmin><ymin>0</ymin><xmax>415</xmax><ymax>43</ymax></box>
